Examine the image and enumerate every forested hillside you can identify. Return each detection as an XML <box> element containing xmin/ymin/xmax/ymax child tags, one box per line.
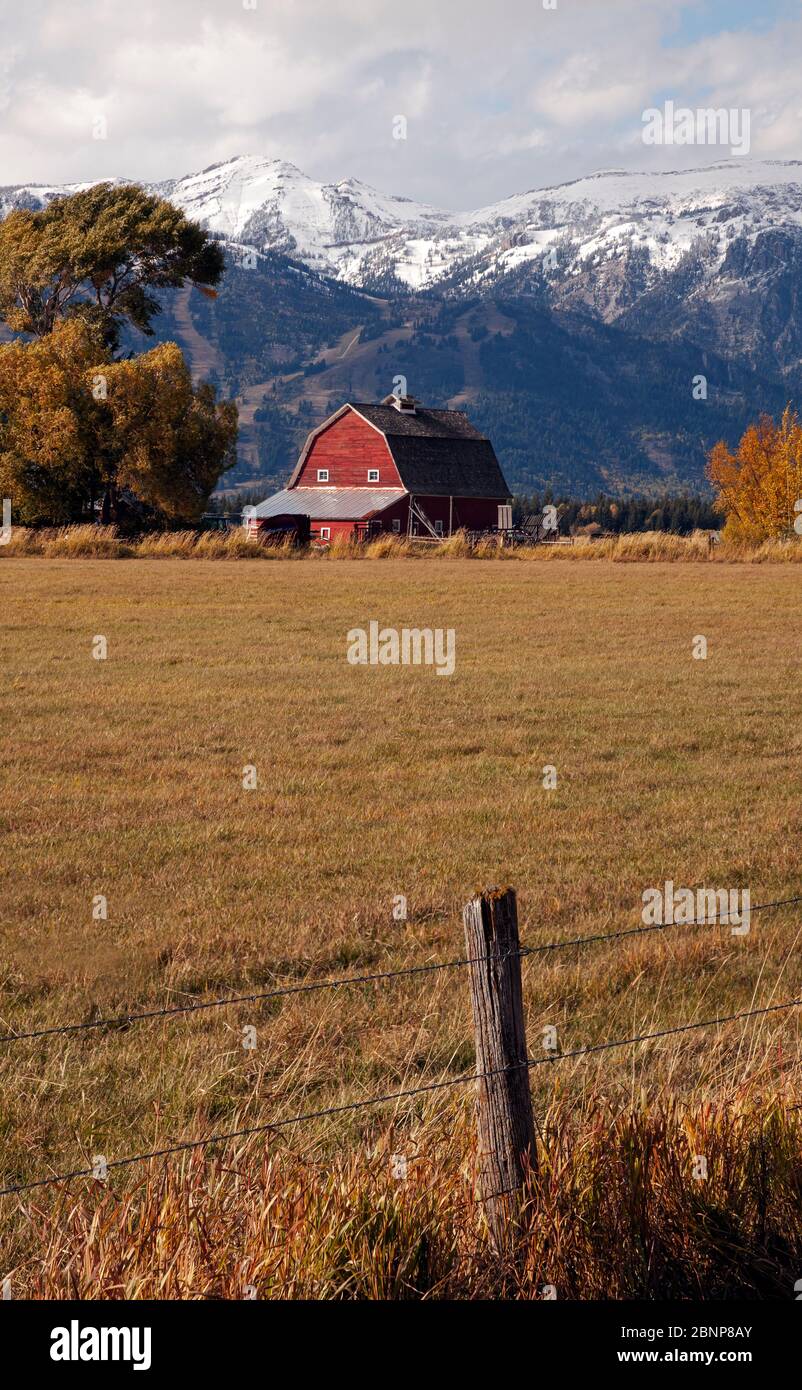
<box><xmin>151</xmin><ymin>251</ymin><xmax>787</xmax><ymax>496</ymax></box>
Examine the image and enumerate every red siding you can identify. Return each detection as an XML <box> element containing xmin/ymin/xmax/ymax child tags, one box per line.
<box><xmin>295</xmin><ymin>409</ymin><xmax>401</xmax><ymax>488</ymax></box>
<box><xmin>312</xmin><ymin>520</ymin><xmax>359</xmax><ymax>543</ymax></box>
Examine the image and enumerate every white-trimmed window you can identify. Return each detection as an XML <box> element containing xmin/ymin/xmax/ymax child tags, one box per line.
<box><xmin>392</xmin><ymin>518</ymin><xmax>401</xmax><ymax>533</ymax></box>
<box><xmin>367</xmin><ymin>469</ymin><xmax>379</xmax><ymax>482</ymax></box>
<box><xmin>319</xmin><ymin>526</ymin><xmax>331</xmax><ymax>541</ymax></box>
<box><xmin>317</xmin><ymin>469</ymin><xmax>329</xmax><ymax>482</ymax></box>
<box><xmin>434</xmin><ymin>519</ymin><xmax>444</xmax><ymax>535</ymax></box>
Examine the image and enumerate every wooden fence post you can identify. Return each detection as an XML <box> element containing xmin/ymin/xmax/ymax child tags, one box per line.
<box><xmin>463</xmin><ymin>886</ymin><xmax>537</xmax><ymax>1250</ymax></box>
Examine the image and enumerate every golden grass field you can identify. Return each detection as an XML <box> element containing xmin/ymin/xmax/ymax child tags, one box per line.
<box><xmin>1</xmin><ymin>556</ymin><xmax>801</xmax><ymax>1297</ymax></box>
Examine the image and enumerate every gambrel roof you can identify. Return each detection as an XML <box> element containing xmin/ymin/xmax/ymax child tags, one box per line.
<box><xmin>353</xmin><ymin>403</ymin><xmax>486</xmax><ymax>441</ymax></box>
<box><xmin>288</xmin><ymin>402</ymin><xmax>511</xmax><ymax>499</ymax></box>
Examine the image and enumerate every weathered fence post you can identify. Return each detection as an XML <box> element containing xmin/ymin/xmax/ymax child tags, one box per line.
<box><xmin>463</xmin><ymin>885</ymin><xmax>537</xmax><ymax>1250</ymax></box>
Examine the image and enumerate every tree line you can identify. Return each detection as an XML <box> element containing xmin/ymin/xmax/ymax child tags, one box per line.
<box><xmin>512</xmin><ymin>491</ymin><xmax>723</xmax><ymax>535</ymax></box>
<box><xmin>515</xmin><ymin>431</ymin><xmax>802</xmax><ymax>541</ymax></box>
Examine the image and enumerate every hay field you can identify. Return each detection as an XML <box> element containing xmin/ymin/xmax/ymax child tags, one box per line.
<box><xmin>1</xmin><ymin>558</ymin><xmax>801</xmax><ymax>1297</ymax></box>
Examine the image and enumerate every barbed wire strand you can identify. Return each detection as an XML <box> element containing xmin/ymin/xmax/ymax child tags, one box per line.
<box><xmin>0</xmin><ymin>946</ymin><xmax>525</xmax><ymax>1045</ymax></box>
<box><xmin>1</xmin><ymin>892</ymin><xmax>797</xmax><ymax>1047</ymax></box>
<box><xmin>2</xmin><ymin>991</ymin><xmax>800</xmax><ymax>1199</ymax></box>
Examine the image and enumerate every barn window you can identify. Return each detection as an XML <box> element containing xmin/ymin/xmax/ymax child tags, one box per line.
<box><xmin>317</xmin><ymin>469</ymin><xmax>329</xmax><ymax>482</ymax></box>
<box><xmin>392</xmin><ymin>519</ymin><xmax>401</xmax><ymax>533</ymax></box>
<box><xmin>434</xmin><ymin>520</ymin><xmax>444</xmax><ymax>535</ymax></box>
<box><xmin>367</xmin><ymin>469</ymin><xmax>379</xmax><ymax>482</ymax></box>
<box><xmin>320</xmin><ymin>526</ymin><xmax>331</xmax><ymax>540</ymax></box>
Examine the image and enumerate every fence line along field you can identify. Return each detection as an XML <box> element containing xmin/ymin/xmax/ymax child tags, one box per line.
<box><xmin>1</xmin><ymin>557</ymin><xmax>801</xmax><ymax>1297</ymax></box>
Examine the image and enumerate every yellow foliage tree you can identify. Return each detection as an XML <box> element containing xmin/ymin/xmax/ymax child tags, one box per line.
<box><xmin>0</xmin><ymin>319</ymin><xmax>99</xmax><ymax>523</ymax></box>
<box><xmin>94</xmin><ymin>340</ymin><xmax>238</xmax><ymax>522</ymax></box>
<box><xmin>0</xmin><ymin>320</ymin><xmax>237</xmax><ymax>525</ymax></box>
<box><xmin>707</xmin><ymin>408</ymin><xmax>802</xmax><ymax>542</ymax></box>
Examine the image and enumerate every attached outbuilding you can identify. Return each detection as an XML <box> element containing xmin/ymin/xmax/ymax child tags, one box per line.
<box><xmin>248</xmin><ymin>394</ymin><xmax>511</xmax><ymax>543</ymax></box>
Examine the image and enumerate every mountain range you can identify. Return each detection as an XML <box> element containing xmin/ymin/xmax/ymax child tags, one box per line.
<box><xmin>3</xmin><ymin>155</ymin><xmax>802</xmax><ymax>496</ymax></box>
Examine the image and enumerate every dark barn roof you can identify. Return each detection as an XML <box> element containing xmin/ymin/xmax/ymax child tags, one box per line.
<box><xmin>287</xmin><ymin>401</ymin><xmax>511</xmax><ymax>499</ymax></box>
<box><xmin>351</xmin><ymin>403</ymin><xmax>510</xmax><ymax>499</ymax></box>
<box><xmin>383</xmin><ymin>436</ymin><xmax>507</xmax><ymax>499</ymax></box>
<box><xmin>353</xmin><ymin>404</ymin><xmax>485</xmax><ymax>440</ymax></box>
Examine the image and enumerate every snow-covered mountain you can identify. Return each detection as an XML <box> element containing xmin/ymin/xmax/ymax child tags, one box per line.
<box><xmin>3</xmin><ymin>155</ymin><xmax>802</xmax><ymax>495</ymax></box>
<box><xmin>150</xmin><ymin>156</ymin><xmax>456</xmax><ymax>284</ymax></box>
<box><xmin>4</xmin><ymin>154</ymin><xmax>802</xmax><ymax>297</ymax></box>
<box><xmin>159</xmin><ymin>156</ymin><xmax>802</xmax><ymax>296</ymax></box>
<box><xmin>0</xmin><ymin>155</ymin><xmax>456</xmax><ymax>287</ymax></box>
<box><xmin>457</xmin><ymin>161</ymin><xmax>802</xmax><ymax>272</ymax></box>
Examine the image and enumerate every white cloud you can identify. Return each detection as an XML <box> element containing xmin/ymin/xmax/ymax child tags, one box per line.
<box><xmin>534</xmin><ymin>53</ymin><xmax>648</xmax><ymax>128</ymax></box>
<box><xmin>0</xmin><ymin>0</ymin><xmax>800</xmax><ymax>206</ymax></box>
<box><xmin>495</xmin><ymin>130</ymin><xmax>549</xmax><ymax>156</ymax></box>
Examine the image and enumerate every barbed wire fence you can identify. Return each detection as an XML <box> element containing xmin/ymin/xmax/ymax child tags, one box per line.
<box><xmin>3</xmin><ymin>892</ymin><xmax>799</xmax><ymax>1047</ymax></box>
<box><xmin>1</xmin><ymin>890</ymin><xmax>800</xmax><ymax>1217</ymax></box>
<box><xmin>1</xmin><ymin>990</ymin><xmax>800</xmax><ymax>1199</ymax></box>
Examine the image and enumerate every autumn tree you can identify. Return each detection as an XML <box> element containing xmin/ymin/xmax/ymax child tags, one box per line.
<box><xmin>0</xmin><ymin>320</ymin><xmax>99</xmax><ymax>522</ymax></box>
<box><xmin>707</xmin><ymin>408</ymin><xmax>802</xmax><ymax>542</ymax></box>
<box><xmin>94</xmin><ymin>339</ymin><xmax>238</xmax><ymax>522</ymax></box>
<box><xmin>0</xmin><ymin>183</ymin><xmax>238</xmax><ymax>523</ymax></box>
<box><xmin>0</xmin><ymin>319</ymin><xmax>237</xmax><ymax>525</ymax></box>
<box><xmin>0</xmin><ymin>183</ymin><xmax>223</xmax><ymax>350</ymax></box>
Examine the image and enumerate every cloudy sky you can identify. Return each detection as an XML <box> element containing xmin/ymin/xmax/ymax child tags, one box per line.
<box><xmin>1</xmin><ymin>0</ymin><xmax>801</xmax><ymax>208</ymax></box>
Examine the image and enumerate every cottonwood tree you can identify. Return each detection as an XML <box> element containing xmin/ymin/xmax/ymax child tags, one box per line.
<box><xmin>0</xmin><ymin>320</ymin><xmax>237</xmax><ymax>524</ymax></box>
<box><xmin>0</xmin><ymin>182</ymin><xmax>224</xmax><ymax>350</ymax></box>
<box><xmin>0</xmin><ymin>320</ymin><xmax>98</xmax><ymax>522</ymax></box>
<box><xmin>707</xmin><ymin>407</ymin><xmax>802</xmax><ymax>541</ymax></box>
<box><xmin>95</xmin><ymin>339</ymin><xmax>238</xmax><ymax>522</ymax></box>
<box><xmin>0</xmin><ymin>183</ymin><xmax>238</xmax><ymax>523</ymax></box>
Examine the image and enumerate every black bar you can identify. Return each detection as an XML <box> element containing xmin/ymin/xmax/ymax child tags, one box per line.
<box><xmin>4</xmin><ymin>1298</ymin><xmax>796</xmax><ymax>1377</ymax></box>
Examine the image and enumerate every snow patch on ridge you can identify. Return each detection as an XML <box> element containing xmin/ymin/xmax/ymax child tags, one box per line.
<box><xmin>2</xmin><ymin>156</ymin><xmax>802</xmax><ymax>294</ymax></box>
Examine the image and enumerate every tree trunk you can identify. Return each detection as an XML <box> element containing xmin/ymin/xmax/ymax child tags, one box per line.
<box><xmin>101</xmin><ymin>480</ymin><xmax>118</xmax><ymax>526</ymax></box>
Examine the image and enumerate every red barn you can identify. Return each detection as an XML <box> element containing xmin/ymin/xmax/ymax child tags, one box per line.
<box><xmin>248</xmin><ymin>394</ymin><xmax>511</xmax><ymax>543</ymax></box>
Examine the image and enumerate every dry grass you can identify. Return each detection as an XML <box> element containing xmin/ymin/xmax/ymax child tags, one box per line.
<box><xmin>1</xmin><ymin>557</ymin><xmax>801</xmax><ymax>1298</ymax></box>
<box><xmin>0</xmin><ymin>525</ymin><xmax>300</xmax><ymax>560</ymax></box>
<box><xmin>2</xmin><ymin>524</ymin><xmax>801</xmax><ymax>562</ymax></box>
<box><xmin>13</xmin><ymin>1100</ymin><xmax>802</xmax><ymax>1299</ymax></box>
